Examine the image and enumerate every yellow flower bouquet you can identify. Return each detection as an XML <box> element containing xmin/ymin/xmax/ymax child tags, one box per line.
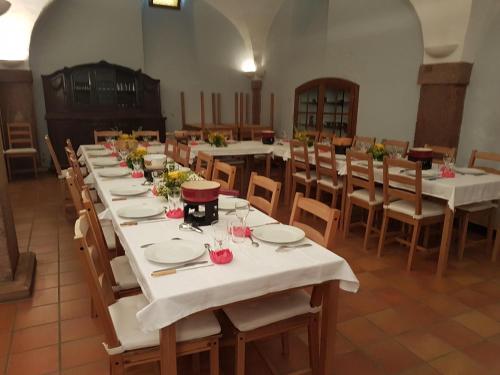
<box><xmin>207</xmin><ymin>132</ymin><xmax>227</xmax><ymax>148</ymax></box>
<box><xmin>367</xmin><ymin>143</ymin><xmax>388</xmax><ymax>161</ymax></box>
<box><xmin>126</xmin><ymin>146</ymin><xmax>147</xmax><ymax>169</ymax></box>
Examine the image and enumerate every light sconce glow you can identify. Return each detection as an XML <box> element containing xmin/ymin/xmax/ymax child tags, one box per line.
<box><xmin>149</xmin><ymin>0</ymin><xmax>181</xmax><ymax>9</ymax></box>
<box><xmin>0</xmin><ymin>13</ymin><xmax>30</xmax><ymax>61</ymax></box>
<box><xmin>241</xmin><ymin>58</ymin><xmax>257</xmax><ymax>73</ymax></box>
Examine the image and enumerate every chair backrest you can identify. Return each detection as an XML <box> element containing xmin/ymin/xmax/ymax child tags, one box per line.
<box><xmin>164</xmin><ymin>139</ymin><xmax>177</xmax><ymax>159</ymax></box>
<box><xmin>318</xmin><ymin>132</ymin><xmax>334</xmax><ymax>144</ymax></box>
<box><xmin>346</xmin><ymin>150</ymin><xmax>377</xmax><ymax>202</ymax></box>
<box><xmin>424</xmin><ymin>144</ymin><xmax>457</xmax><ymax>165</ymax></box>
<box><xmin>81</xmin><ymin>186</ymin><xmax>117</xmax><ymax>286</ymax></box>
<box><xmin>383</xmin><ymin>158</ymin><xmax>423</xmax><ymax>216</ymax></box>
<box><xmin>65</xmin><ymin>150</ymin><xmax>86</xmax><ymax>189</ymax></box>
<box><xmin>74</xmin><ymin>210</ymin><xmax>121</xmax><ymax>349</ymax></box>
<box><xmin>65</xmin><ymin>168</ymin><xmax>84</xmax><ymax>212</ymax></box>
<box><xmin>212</xmin><ymin>160</ymin><xmax>236</xmax><ymax>190</ymax></box>
<box><xmin>94</xmin><ymin>130</ymin><xmax>122</xmax><ymax>144</ymax></box>
<box><xmin>289</xmin><ymin>140</ymin><xmax>313</xmax><ymax>179</ymax></box>
<box><xmin>250</xmin><ymin>128</ymin><xmax>272</xmax><ymax>141</ymax></box>
<box><xmin>246</xmin><ymin>172</ymin><xmax>282</xmax><ymax>218</ymax></box>
<box><xmin>174</xmin><ymin>130</ymin><xmax>204</xmax><ymax>143</ymax></box>
<box><xmin>195</xmin><ymin>151</ymin><xmax>214</xmax><ymax>180</ymax></box>
<box><xmin>352</xmin><ymin>136</ymin><xmax>375</xmax><ymax>151</ymax></box>
<box><xmin>331</xmin><ymin>136</ymin><xmax>353</xmax><ymax>147</ymax></box>
<box><xmin>314</xmin><ymin>143</ymin><xmax>338</xmax><ymax>186</ymax></box>
<box><xmin>289</xmin><ymin>192</ymin><xmax>340</xmax><ymax>249</ymax></box>
<box><xmin>175</xmin><ymin>143</ymin><xmax>191</xmax><ymax>167</ymax></box>
<box><xmin>382</xmin><ymin>139</ymin><xmax>410</xmax><ymax>157</ymax></box>
<box><xmin>44</xmin><ymin>134</ymin><xmax>63</xmax><ymax>176</ymax></box>
<box><xmin>7</xmin><ymin>122</ymin><xmax>34</xmax><ymax>149</ymax></box>
<box><xmin>132</xmin><ymin>130</ymin><xmax>160</xmax><ymax>142</ymax></box>
<box><xmin>468</xmin><ymin>150</ymin><xmax>500</xmax><ymax>175</ymax></box>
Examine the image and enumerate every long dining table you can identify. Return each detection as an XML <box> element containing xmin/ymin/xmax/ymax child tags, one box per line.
<box><xmin>78</xmin><ymin>144</ymin><xmax>360</xmax><ymax>374</ymax></box>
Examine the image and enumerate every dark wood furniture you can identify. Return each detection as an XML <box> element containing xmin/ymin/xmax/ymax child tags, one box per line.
<box><xmin>294</xmin><ymin>78</ymin><xmax>359</xmax><ymax>137</ymax></box>
<box><xmin>42</xmin><ymin>61</ymin><xmax>165</xmax><ymax>167</ymax></box>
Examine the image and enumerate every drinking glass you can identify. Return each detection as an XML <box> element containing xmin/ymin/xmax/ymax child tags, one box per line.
<box><xmin>211</xmin><ymin>220</ymin><xmax>228</xmax><ymax>250</ymax></box>
<box><xmin>228</xmin><ymin>218</ymin><xmax>246</xmax><ymax>244</ymax></box>
<box><xmin>443</xmin><ymin>153</ymin><xmax>455</xmax><ymax>171</ymax></box>
<box><xmin>152</xmin><ymin>171</ymin><xmax>163</xmax><ymax>195</ymax></box>
<box><xmin>132</xmin><ymin>160</ymin><xmax>142</xmax><ymax>173</ymax></box>
<box><xmin>119</xmin><ymin>150</ymin><xmax>128</xmax><ymax>161</ymax></box>
<box><xmin>235</xmin><ymin>201</ymin><xmax>250</xmax><ymax>226</ymax></box>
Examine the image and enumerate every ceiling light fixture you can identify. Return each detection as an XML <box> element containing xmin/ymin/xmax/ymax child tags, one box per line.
<box><xmin>149</xmin><ymin>0</ymin><xmax>181</xmax><ymax>10</ymax></box>
<box><xmin>0</xmin><ymin>0</ymin><xmax>11</xmax><ymax>16</ymax></box>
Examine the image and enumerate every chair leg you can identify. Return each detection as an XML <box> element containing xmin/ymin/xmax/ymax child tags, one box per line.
<box><xmin>331</xmin><ymin>189</ymin><xmax>339</xmax><ymax>209</ymax></box>
<box><xmin>33</xmin><ymin>156</ymin><xmax>38</xmax><ymax>178</ymax></box>
<box><xmin>377</xmin><ymin>212</ymin><xmax>389</xmax><ymax>257</ymax></box>
<box><xmin>493</xmin><ymin>229</ymin><xmax>499</xmax><ymax>262</ymax></box>
<box><xmin>315</xmin><ymin>185</ymin><xmax>322</xmax><ymax>202</ymax></box>
<box><xmin>343</xmin><ymin>198</ymin><xmax>353</xmax><ymax>239</ymax></box>
<box><xmin>290</xmin><ymin>179</ymin><xmax>297</xmax><ymax>205</ymax></box>
<box><xmin>235</xmin><ymin>334</ymin><xmax>246</xmax><ymax>375</ymax></box>
<box><xmin>209</xmin><ymin>339</ymin><xmax>219</xmax><ymax>375</ymax></box>
<box><xmin>6</xmin><ymin>157</ymin><xmax>12</xmax><ymax>181</ymax></box>
<box><xmin>422</xmin><ymin>226</ymin><xmax>431</xmax><ymax>249</ymax></box>
<box><xmin>486</xmin><ymin>207</ymin><xmax>495</xmax><ymax>251</ymax></box>
<box><xmin>458</xmin><ymin>213</ymin><xmax>470</xmax><ymax>260</ymax></box>
<box><xmin>308</xmin><ymin>315</ymin><xmax>320</xmax><ymax>375</ymax></box>
<box><xmin>407</xmin><ymin>222</ymin><xmax>422</xmax><ymax>272</ymax></box>
<box><xmin>363</xmin><ymin>207</ymin><xmax>375</xmax><ymax>251</ymax></box>
<box><xmin>305</xmin><ymin>182</ymin><xmax>311</xmax><ymax>198</ymax></box>
<box><xmin>280</xmin><ymin>333</ymin><xmax>290</xmax><ymax>356</ymax></box>
<box><xmin>109</xmin><ymin>355</ymin><xmax>124</xmax><ymax>375</ymax></box>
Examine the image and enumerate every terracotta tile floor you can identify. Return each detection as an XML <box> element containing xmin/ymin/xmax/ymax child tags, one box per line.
<box><xmin>1</xmin><ymin>174</ymin><xmax>500</xmax><ymax>374</ymax></box>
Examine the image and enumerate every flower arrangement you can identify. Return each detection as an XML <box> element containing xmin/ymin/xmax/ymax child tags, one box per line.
<box><xmin>126</xmin><ymin>146</ymin><xmax>147</xmax><ymax>169</ymax></box>
<box><xmin>367</xmin><ymin>143</ymin><xmax>388</xmax><ymax>161</ymax></box>
<box><xmin>294</xmin><ymin>130</ymin><xmax>314</xmax><ymax>147</ymax></box>
<box><xmin>207</xmin><ymin>132</ymin><xmax>227</xmax><ymax>148</ymax></box>
<box><xmin>115</xmin><ymin>133</ymin><xmax>138</xmax><ymax>152</ymax></box>
<box><xmin>157</xmin><ymin>170</ymin><xmax>194</xmax><ymax>197</ymax></box>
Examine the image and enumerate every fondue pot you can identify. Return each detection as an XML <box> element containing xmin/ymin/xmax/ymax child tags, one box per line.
<box><xmin>143</xmin><ymin>154</ymin><xmax>167</xmax><ymax>170</ymax></box>
<box><xmin>181</xmin><ymin>180</ymin><xmax>221</xmax><ymax>226</ymax></box>
<box><xmin>261</xmin><ymin>130</ymin><xmax>275</xmax><ymax>145</ymax></box>
<box><xmin>408</xmin><ymin>147</ymin><xmax>433</xmax><ymax>170</ymax></box>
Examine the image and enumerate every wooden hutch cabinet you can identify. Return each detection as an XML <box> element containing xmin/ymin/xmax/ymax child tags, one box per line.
<box><xmin>42</xmin><ymin>61</ymin><xmax>165</xmax><ymax>166</ymax></box>
<box><xmin>293</xmin><ymin>78</ymin><xmax>359</xmax><ymax>137</ymax></box>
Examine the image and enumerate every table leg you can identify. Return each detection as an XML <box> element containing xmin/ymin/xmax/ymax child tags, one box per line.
<box><xmin>437</xmin><ymin>206</ymin><xmax>454</xmax><ymax>277</ymax></box>
<box><xmin>160</xmin><ymin>324</ymin><xmax>177</xmax><ymax>374</ymax></box>
<box><xmin>265</xmin><ymin>154</ymin><xmax>271</xmax><ymax>178</ymax></box>
<box><xmin>319</xmin><ymin>280</ymin><xmax>339</xmax><ymax>375</ymax></box>
<box><xmin>284</xmin><ymin>159</ymin><xmax>291</xmax><ymax>204</ymax></box>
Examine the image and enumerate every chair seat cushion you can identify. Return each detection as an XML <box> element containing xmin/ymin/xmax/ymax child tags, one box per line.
<box><xmin>110</xmin><ymin>256</ymin><xmax>140</xmax><ymax>290</ymax></box>
<box><xmin>458</xmin><ymin>201</ymin><xmax>498</xmax><ymax>213</ymax></box>
<box><xmin>4</xmin><ymin>147</ymin><xmax>37</xmax><ymax>154</ymax></box>
<box><xmin>293</xmin><ymin>171</ymin><xmax>317</xmax><ymax>182</ymax></box>
<box><xmin>108</xmin><ymin>294</ymin><xmax>221</xmax><ymax>352</ymax></box>
<box><xmin>318</xmin><ymin>176</ymin><xmax>343</xmax><ymax>190</ymax></box>
<box><xmin>386</xmin><ymin>199</ymin><xmax>445</xmax><ymax>219</ymax></box>
<box><xmin>223</xmin><ymin>290</ymin><xmax>319</xmax><ymax>332</ymax></box>
<box><xmin>95</xmin><ymin>203</ymin><xmax>106</xmax><ymax>214</ymax></box>
<box><xmin>349</xmin><ymin>188</ymin><xmax>383</xmax><ymax>205</ymax></box>
<box><xmin>102</xmin><ymin>223</ymin><xmax>116</xmax><ymax>250</ymax></box>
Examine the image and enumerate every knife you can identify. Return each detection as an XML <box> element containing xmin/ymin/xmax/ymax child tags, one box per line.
<box><xmin>151</xmin><ymin>261</ymin><xmax>210</xmax><ymax>277</ymax></box>
<box><xmin>249</xmin><ymin>222</ymin><xmax>280</xmax><ymax>229</ymax></box>
<box><xmin>121</xmin><ymin>218</ymin><xmax>168</xmax><ymax>226</ymax></box>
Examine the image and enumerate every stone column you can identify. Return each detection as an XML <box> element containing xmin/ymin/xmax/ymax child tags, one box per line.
<box><xmin>251</xmin><ymin>79</ymin><xmax>262</xmax><ymax>125</ymax></box>
<box><xmin>414</xmin><ymin>62</ymin><xmax>473</xmax><ymax>148</ymax></box>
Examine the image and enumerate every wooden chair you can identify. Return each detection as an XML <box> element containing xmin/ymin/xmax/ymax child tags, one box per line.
<box><xmin>290</xmin><ymin>192</ymin><xmax>341</xmax><ymax>249</ymax></box>
<box><xmin>164</xmin><ymin>139</ymin><xmax>177</xmax><ymax>159</ymax></box>
<box><xmin>212</xmin><ymin>160</ymin><xmax>236</xmax><ymax>190</ymax></box>
<box><xmin>250</xmin><ymin>128</ymin><xmax>273</xmax><ymax>141</ymax></box>
<box><xmin>377</xmin><ymin>158</ymin><xmax>446</xmax><ymax>271</ymax></box>
<box><xmin>424</xmin><ymin>144</ymin><xmax>457</xmax><ymax>165</ymax></box>
<box><xmin>246</xmin><ymin>172</ymin><xmax>281</xmax><ymax>218</ymax></box>
<box><xmin>174</xmin><ymin>130</ymin><xmax>204</xmax><ymax>144</ymax></box>
<box><xmin>45</xmin><ymin>135</ymin><xmax>74</xmax><ymax>213</ymax></box>
<box><xmin>314</xmin><ymin>143</ymin><xmax>343</xmax><ymax>209</ymax></box>
<box><xmin>289</xmin><ymin>140</ymin><xmax>317</xmax><ymax>203</ymax></box>
<box><xmin>382</xmin><ymin>139</ymin><xmax>410</xmax><ymax>157</ymax></box>
<box><xmin>194</xmin><ymin>151</ymin><xmax>214</xmax><ymax>180</ymax></box>
<box><xmin>175</xmin><ymin>143</ymin><xmax>191</xmax><ymax>168</ymax></box>
<box><xmin>81</xmin><ymin>186</ymin><xmax>140</xmax><ymax>294</ymax></box>
<box><xmin>456</xmin><ymin>150</ymin><xmax>500</xmax><ymax>262</ymax></box>
<box><xmin>132</xmin><ymin>130</ymin><xmax>160</xmax><ymax>142</ymax></box>
<box><xmin>74</xmin><ymin>210</ymin><xmax>221</xmax><ymax>375</ymax></box>
<box><xmin>344</xmin><ymin>151</ymin><xmax>384</xmax><ymax>251</ymax></box>
<box><xmin>94</xmin><ymin>130</ymin><xmax>122</xmax><ymax>144</ymax></box>
<box><xmin>4</xmin><ymin>122</ymin><xmax>38</xmax><ymax>180</ymax></box>
<box><xmin>318</xmin><ymin>132</ymin><xmax>334</xmax><ymax>144</ymax></box>
<box><xmin>352</xmin><ymin>136</ymin><xmax>375</xmax><ymax>152</ymax></box>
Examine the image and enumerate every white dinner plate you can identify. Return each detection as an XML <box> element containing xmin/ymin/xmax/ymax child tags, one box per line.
<box><xmin>85</xmin><ymin>145</ymin><xmax>105</xmax><ymax>150</ymax></box>
<box><xmin>109</xmin><ymin>186</ymin><xmax>150</xmax><ymax>196</ymax></box>
<box><xmin>93</xmin><ymin>158</ymin><xmax>119</xmax><ymax>167</ymax></box>
<box><xmin>335</xmin><ymin>154</ymin><xmax>346</xmax><ymax>160</ymax></box>
<box><xmin>252</xmin><ymin>224</ymin><xmax>305</xmax><ymax>244</ymax></box>
<box><xmin>116</xmin><ymin>204</ymin><xmax>164</xmax><ymax>219</ymax></box>
<box><xmin>145</xmin><ymin>240</ymin><xmax>205</xmax><ymax>264</ymax></box>
<box><xmin>218</xmin><ymin>197</ymin><xmax>249</xmax><ymax>211</ymax></box>
<box><xmin>455</xmin><ymin>167</ymin><xmax>487</xmax><ymax>176</ymax></box>
<box><xmin>98</xmin><ymin>168</ymin><xmax>130</xmax><ymax>178</ymax></box>
<box><xmin>406</xmin><ymin>169</ymin><xmax>440</xmax><ymax>178</ymax></box>
<box><xmin>88</xmin><ymin>150</ymin><xmax>112</xmax><ymax>157</ymax></box>
<box><xmin>178</xmin><ymin>167</ymin><xmax>191</xmax><ymax>173</ymax></box>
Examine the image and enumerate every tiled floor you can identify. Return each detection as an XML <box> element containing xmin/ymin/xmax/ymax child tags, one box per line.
<box><xmin>1</xmin><ymin>174</ymin><xmax>500</xmax><ymax>374</ymax></box>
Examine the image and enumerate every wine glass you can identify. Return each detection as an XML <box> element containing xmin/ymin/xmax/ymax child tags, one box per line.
<box><xmin>235</xmin><ymin>201</ymin><xmax>250</xmax><ymax>226</ymax></box>
<box><xmin>119</xmin><ymin>150</ymin><xmax>128</xmax><ymax>162</ymax></box>
<box><xmin>211</xmin><ymin>220</ymin><xmax>228</xmax><ymax>250</ymax></box>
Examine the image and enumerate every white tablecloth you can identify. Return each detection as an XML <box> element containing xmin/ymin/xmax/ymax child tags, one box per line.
<box><xmin>79</xmin><ymin>145</ymin><xmax>359</xmax><ymax>332</ymax></box>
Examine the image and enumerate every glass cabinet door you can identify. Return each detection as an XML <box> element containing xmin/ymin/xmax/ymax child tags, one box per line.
<box><xmin>296</xmin><ymin>88</ymin><xmax>319</xmax><ymax>130</ymax></box>
<box><xmin>323</xmin><ymin>87</ymin><xmax>350</xmax><ymax>136</ymax></box>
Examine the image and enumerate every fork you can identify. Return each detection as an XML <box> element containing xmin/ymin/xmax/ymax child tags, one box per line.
<box><xmin>275</xmin><ymin>243</ymin><xmax>313</xmax><ymax>252</ymax></box>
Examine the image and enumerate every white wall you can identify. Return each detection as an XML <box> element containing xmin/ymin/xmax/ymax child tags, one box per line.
<box><xmin>142</xmin><ymin>0</ymin><xmax>249</xmax><ymax>131</ymax></box>
<box><xmin>459</xmin><ymin>11</ymin><xmax>500</xmax><ymax>165</ymax></box>
<box><xmin>29</xmin><ymin>0</ymin><xmax>144</xmax><ymax>166</ymax></box>
<box><xmin>263</xmin><ymin>0</ymin><xmax>423</xmax><ymax>143</ymax></box>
